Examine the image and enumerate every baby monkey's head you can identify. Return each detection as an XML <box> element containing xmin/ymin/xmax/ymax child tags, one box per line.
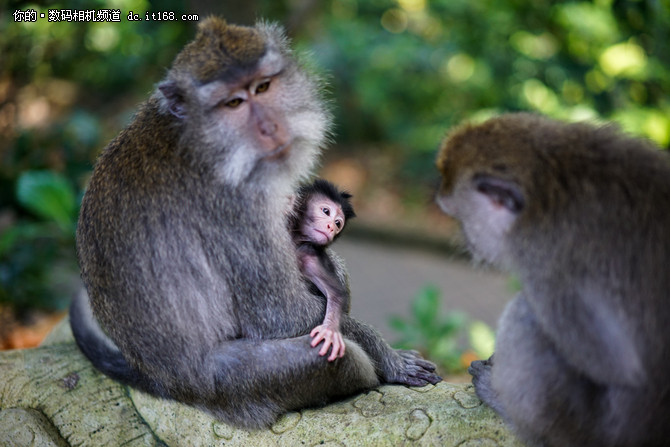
<box><xmin>293</xmin><ymin>179</ymin><xmax>355</xmax><ymax>246</ymax></box>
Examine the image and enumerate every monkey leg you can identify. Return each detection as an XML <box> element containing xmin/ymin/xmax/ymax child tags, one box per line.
<box><xmin>340</xmin><ymin>316</ymin><xmax>441</xmax><ymax>386</ymax></box>
<box><xmin>205</xmin><ymin>334</ymin><xmax>379</xmax><ymax>428</ymax></box>
<box><xmin>72</xmin><ymin>292</ymin><xmax>378</xmax><ymax>429</ymax></box>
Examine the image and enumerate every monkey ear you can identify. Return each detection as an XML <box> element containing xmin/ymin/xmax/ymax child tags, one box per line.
<box><xmin>473</xmin><ymin>174</ymin><xmax>524</xmax><ymax>213</ymax></box>
<box><xmin>158</xmin><ymin>81</ymin><xmax>187</xmax><ymax>119</ymax></box>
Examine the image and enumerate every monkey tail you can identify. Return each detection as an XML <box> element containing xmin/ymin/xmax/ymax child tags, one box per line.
<box><xmin>69</xmin><ymin>289</ymin><xmax>170</xmax><ymax>398</ymax></box>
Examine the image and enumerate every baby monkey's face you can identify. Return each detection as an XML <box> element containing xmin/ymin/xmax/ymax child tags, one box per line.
<box><xmin>301</xmin><ymin>195</ymin><xmax>345</xmax><ymax>246</ymax></box>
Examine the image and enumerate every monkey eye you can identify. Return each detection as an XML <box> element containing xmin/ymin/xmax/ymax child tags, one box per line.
<box><xmin>225</xmin><ymin>98</ymin><xmax>243</xmax><ymax>108</ymax></box>
<box><xmin>322</xmin><ymin>207</ymin><xmax>330</xmax><ymax>216</ymax></box>
<box><xmin>335</xmin><ymin>219</ymin><xmax>343</xmax><ymax>229</ymax></box>
<box><xmin>255</xmin><ymin>80</ymin><xmax>271</xmax><ymax>94</ymax></box>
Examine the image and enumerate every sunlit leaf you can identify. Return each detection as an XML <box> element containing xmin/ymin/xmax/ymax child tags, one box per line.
<box><xmin>599</xmin><ymin>41</ymin><xmax>647</xmax><ymax>79</ymax></box>
<box><xmin>469</xmin><ymin>321</ymin><xmax>496</xmax><ymax>360</ymax></box>
<box><xmin>440</xmin><ymin>312</ymin><xmax>467</xmax><ymax>336</ymax></box>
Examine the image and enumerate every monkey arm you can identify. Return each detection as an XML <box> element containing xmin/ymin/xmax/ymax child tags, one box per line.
<box><xmin>309</xmin><ymin>290</ymin><xmax>346</xmax><ymax>362</ymax></box>
<box><xmin>340</xmin><ymin>316</ymin><xmax>442</xmax><ymax>386</ymax></box>
<box><xmin>299</xmin><ymin>249</ymin><xmax>348</xmax><ymax>361</ymax></box>
<box><xmin>528</xmin><ymin>282</ymin><xmax>645</xmax><ymax>387</ymax></box>
<box><xmin>300</xmin><ymin>251</ymin><xmax>348</xmax><ymax>328</ymax></box>
<box><xmin>315</xmin><ymin>247</ymin><xmax>439</xmax><ymax>384</ymax></box>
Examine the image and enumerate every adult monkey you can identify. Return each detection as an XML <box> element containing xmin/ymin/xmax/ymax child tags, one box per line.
<box><xmin>436</xmin><ymin>113</ymin><xmax>670</xmax><ymax>446</ymax></box>
<box><xmin>70</xmin><ymin>17</ymin><xmax>440</xmax><ymax>429</ymax></box>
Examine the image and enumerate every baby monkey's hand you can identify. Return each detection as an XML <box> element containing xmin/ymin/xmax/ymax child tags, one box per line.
<box><xmin>310</xmin><ymin>324</ymin><xmax>346</xmax><ymax>362</ymax></box>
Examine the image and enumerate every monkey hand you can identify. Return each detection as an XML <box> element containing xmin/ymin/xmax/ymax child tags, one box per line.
<box><xmin>383</xmin><ymin>350</ymin><xmax>442</xmax><ymax>387</ymax></box>
<box><xmin>467</xmin><ymin>355</ymin><xmax>503</xmax><ymax>413</ymax></box>
<box><xmin>468</xmin><ymin>356</ymin><xmax>493</xmax><ymax>394</ymax></box>
<box><xmin>310</xmin><ymin>324</ymin><xmax>346</xmax><ymax>362</ymax></box>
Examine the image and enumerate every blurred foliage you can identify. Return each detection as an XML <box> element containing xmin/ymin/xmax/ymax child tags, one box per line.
<box><xmin>1</xmin><ymin>0</ymin><xmax>668</xmax><ymax>311</ymax></box>
<box><xmin>390</xmin><ymin>285</ymin><xmax>495</xmax><ymax>374</ymax></box>
<box><xmin>0</xmin><ymin>0</ymin><xmax>192</xmax><ymax>311</ymax></box>
<box><xmin>0</xmin><ymin>170</ymin><xmax>78</xmax><ymax>312</ymax></box>
<box><xmin>312</xmin><ymin>0</ymin><xmax>670</xmax><ymax>170</ymax></box>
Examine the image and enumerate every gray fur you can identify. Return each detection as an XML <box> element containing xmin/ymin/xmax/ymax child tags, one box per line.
<box><xmin>437</xmin><ymin>113</ymin><xmax>670</xmax><ymax>446</ymax></box>
<box><xmin>72</xmin><ymin>18</ymin><xmax>439</xmax><ymax>429</ymax></box>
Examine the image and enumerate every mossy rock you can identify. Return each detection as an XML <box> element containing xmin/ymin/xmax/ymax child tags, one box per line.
<box><xmin>0</xmin><ymin>319</ymin><xmax>522</xmax><ymax>446</ymax></box>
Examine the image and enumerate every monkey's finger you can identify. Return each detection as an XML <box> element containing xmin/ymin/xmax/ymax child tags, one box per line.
<box><xmin>310</xmin><ymin>326</ymin><xmax>323</xmax><ymax>338</ymax></box>
<box><xmin>414</xmin><ymin>369</ymin><xmax>442</xmax><ymax>385</ymax></box>
<box><xmin>411</xmin><ymin>361</ymin><xmax>441</xmax><ymax>383</ymax></box>
<box><xmin>413</xmin><ymin>358</ymin><xmax>437</xmax><ymax>371</ymax></box>
<box><xmin>319</xmin><ymin>340</ymin><xmax>333</xmax><ymax>357</ymax></box>
<box><xmin>397</xmin><ymin>349</ymin><xmax>438</xmax><ymax>371</ymax></box>
<box><xmin>328</xmin><ymin>335</ymin><xmax>345</xmax><ymax>361</ymax></box>
<box><xmin>399</xmin><ymin>376</ymin><xmax>430</xmax><ymax>387</ymax></box>
<box><xmin>337</xmin><ymin>334</ymin><xmax>345</xmax><ymax>355</ymax></box>
<box><xmin>311</xmin><ymin>336</ymin><xmax>326</xmax><ymax>348</ymax></box>
<box><xmin>310</xmin><ymin>330</ymin><xmax>327</xmax><ymax>347</ymax></box>
<box><xmin>327</xmin><ymin>343</ymin><xmax>339</xmax><ymax>362</ymax></box>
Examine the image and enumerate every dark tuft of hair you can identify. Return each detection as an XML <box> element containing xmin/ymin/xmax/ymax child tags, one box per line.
<box><xmin>297</xmin><ymin>179</ymin><xmax>356</xmax><ymax>220</ymax></box>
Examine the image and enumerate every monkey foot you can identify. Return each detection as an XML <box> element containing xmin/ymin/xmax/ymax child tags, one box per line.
<box><xmin>386</xmin><ymin>350</ymin><xmax>442</xmax><ymax>387</ymax></box>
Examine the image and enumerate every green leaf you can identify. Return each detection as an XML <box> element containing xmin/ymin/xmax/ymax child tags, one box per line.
<box><xmin>411</xmin><ymin>285</ymin><xmax>440</xmax><ymax>328</ymax></box>
<box><xmin>443</xmin><ymin>311</ymin><xmax>468</xmax><ymax>332</ymax></box>
<box><xmin>469</xmin><ymin>320</ymin><xmax>496</xmax><ymax>360</ymax></box>
<box><xmin>388</xmin><ymin>315</ymin><xmax>411</xmax><ymax>333</ymax></box>
<box><xmin>16</xmin><ymin>171</ymin><xmax>76</xmax><ymax>231</ymax></box>
<box><xmin>507</xmin><ymin>274</ymin><xmax>523</xmax><ymax>293</ymax></box>
<box><xmin>0</xmin><ymin>223</ymin><xmax>54</xmax><ymax>255</ymax></box>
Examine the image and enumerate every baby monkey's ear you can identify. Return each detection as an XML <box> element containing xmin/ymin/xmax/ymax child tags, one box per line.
<box><xmin>473</xmin><ymin>173</ymin><xmax>525</xmax><ymax>214</ymax></box>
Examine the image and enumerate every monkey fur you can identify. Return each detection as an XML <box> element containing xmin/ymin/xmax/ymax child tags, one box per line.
<box><xmin>71</xmin><ymin>17</ymin><xmax>440</xmax><ymax>429</ymax></box>
<box><xmin>289</xmin><ymin>179</ymin><xmax>356</xmax><ymax>361</ymax></box>
<box><xmin>436</xmin><ymin>112</ymin><xmax>670</xmax><ymax>446</ymax></box>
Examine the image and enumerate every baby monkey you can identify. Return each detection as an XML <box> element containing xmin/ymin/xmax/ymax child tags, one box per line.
<box><xmin>289</xmin><ymin>179</ymin><xmax>356</xmax><ymax>361</ymax></box>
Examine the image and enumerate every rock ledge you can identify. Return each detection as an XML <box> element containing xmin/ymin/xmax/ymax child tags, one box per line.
<box><xmin>0</xmin><ymin>320</ymin><xmax>522</xmax><ymax>446</ymax></box>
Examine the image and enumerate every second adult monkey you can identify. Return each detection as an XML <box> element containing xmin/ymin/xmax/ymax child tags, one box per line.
<box><xmin>436</xmin><ymin>113</ymin><xmax>670</xmax><ymax>446</ymax></box>
<box><xmin>71</xmin><ymin>17</ymin><xmax>440</xmax><ymax>429</ymax></box>
<box><xmin>289</xmin><ymin>179</ymin><xmax>356</xmax><ymax>361</ymax></box>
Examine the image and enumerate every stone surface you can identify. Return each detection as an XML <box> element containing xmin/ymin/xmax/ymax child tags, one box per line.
<box><xmin>0</xmin><ymin>320</ymin><xmax>523</xmax><ymax>446</ymax></box>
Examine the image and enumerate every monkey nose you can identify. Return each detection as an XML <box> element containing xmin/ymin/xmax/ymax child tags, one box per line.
<box><xmin>259</xmin><ymin>121</ymin><xmax>278</xmax><ymax>136</ymax></box>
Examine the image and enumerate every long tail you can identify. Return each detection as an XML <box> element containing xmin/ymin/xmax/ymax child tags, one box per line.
<box><xmin>69</xmin><ymin>289</ymin><xmax>169</xmax><ymax>397</ymax></box>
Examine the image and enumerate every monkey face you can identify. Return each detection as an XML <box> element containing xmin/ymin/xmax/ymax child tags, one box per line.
<box><xmin>301</xmin><ymin>196</ymin><xmax>345</xmax><ymax>246</ymax></box>
<box><xmin>436</xmin><ymin>176</ymin><xmax>515</xmax><ymax>268</ymax></box>
<box><xmin>209</xmin><ymin>65</ymin><xmax>292</xmax><ymax>157</ymax></box>
<box><xmin>436</xmin><ymin>122</ymin><xmax>526</xmax><ymax>269</ymax></box>
<box><xmin>157</xmin><ymin>19</ymin><xmax>329</xmax><ymax>187</ymax></box>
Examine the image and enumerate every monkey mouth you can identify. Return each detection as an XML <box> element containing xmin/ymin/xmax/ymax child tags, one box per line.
<box><xmin>314</xmin><ymin>229</ymin><xmax>332</xmax><ymax>244</ymax></box>
<box><xmin>264</xmin><ymin>141</ymin><xmax>292</xmax><ymax>160</ymax></box>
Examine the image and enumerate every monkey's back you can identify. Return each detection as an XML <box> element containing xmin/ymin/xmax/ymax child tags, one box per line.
<box><xmin>499</xmin><ymin>115</ymin><xmax>670</xmax><ymax>385</ymax></box>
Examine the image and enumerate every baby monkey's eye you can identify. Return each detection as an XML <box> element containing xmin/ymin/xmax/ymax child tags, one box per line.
<box><xmin>225</xmin><ymin>98</ymin><xmax>243</xmax><ymax>108</ymax></box>
<box><xmin>256</xmin><ymin>81</ymin><xmax>271</xmax><ymax>94</ymax></box>
<box><xmin>322</xmin><ymin>207</ymin><xmax>330</xmax><ymax>216</ymax></box>
<box><xmin>335</xmin><ymin>219</ymin><xmax>343</xmax><ymax>229</ymax></box>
